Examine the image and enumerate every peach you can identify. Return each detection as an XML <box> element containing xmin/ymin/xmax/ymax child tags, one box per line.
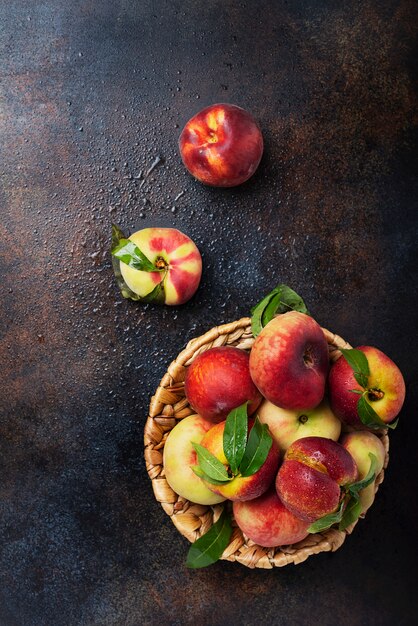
<box><xmin>116</xmin><ymin>227</ymin><xmax>202</xmax><ymax>305</ymax></box>
<box><xmin>233</xmin><ymin>488</ymin><xmax>310</xmax><ymax>547</ymax></box>
<box><xmin>185</xmin><ymin>346</ymin><xmax>262</xmax><ymax>424</ymax></box>
<box><xmin>340</xmin><ymin>431</ymin><xmax>386</xmax><ymax>513</ymax></box>
<box><xmin>257</xmin><ymin>399</ymin><xmax>341</xmax><ymax>454</ymax></box>
<box><xmin>163</xmin><ymin>414</ymin><xmax>226</xmax><ymax>505</ymax></box>
<box><xmin>328</xmin><ymin>346</ymin><xmax>405</xmax><ymax>427</ymax></box>
<box><xmin>199</xmin><ymin>419</ymin><xmax>280</xmax><ymax>501</ymax></box>
<box><xmin>179</xmin><ymin>103</ymin><xmax>263</xmax><ymax>187</ymax></box>
<box><xmin>249</xmin><ymin>311</ymin><xmax>329</xmax><ymax>411</ymax></box>
<box><xmin>276</xmin><ymin>436</ymin><xmax>358</xmax><ymax>523</ymax></box>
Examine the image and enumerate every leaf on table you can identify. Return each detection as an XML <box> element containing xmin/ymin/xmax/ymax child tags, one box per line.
<box><xmin>186</xmin><ymin>508</ymin><xmax>232</xmax><ymax>569</ymax></box>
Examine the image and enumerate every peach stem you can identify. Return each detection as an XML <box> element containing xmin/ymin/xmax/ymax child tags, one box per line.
<box><xmin>368</xmin><ymin>388</ymin><xmax>385</xmax><ymax>401</ymax></box>
<box><xmin>155</xmin><ymin>256</ymin><xmax>168</xmax><ymax>270</ymax></box>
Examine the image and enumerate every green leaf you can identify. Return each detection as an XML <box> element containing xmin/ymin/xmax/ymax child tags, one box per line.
<box><xmin>251</xmin><ymin>291</ymin><xmax>278</xmax><ymax>337</ymax></box>
<box><xmin>347</xmin><ymin>453</ymin><xmax>378</xmax><ymax>499</ymax></box>
<box><xmin>340</xmin><ymin>348</ymin><xmax>400</xmax><ymax>429</ymax></box>
<box><xmin>354</xmin><ymin>371</ymin><xmax>369</xmax><ymax>389</ymax></box>
<box><xmin>261</xmin><ymin>291</ymin><xmax>283</xmax><ymax>327</ymax></box>
<box><xmin>111</xmin><ymin>225</ymin><xmax>143</xmax><ymax>300</ymax></box>
<box><xmin>192</xmin><ymin>443</ymin><xmax>231</xmax><ymax>483</ymax></box>
<box><xmin>340</xmin><ymin>348</ymin><xmax>370</xmax><ymax>377</ymax></box>
<box><xmin>338</xmin><ymin>453</ymin><xmax>379</xmax><ymax>531</ymax></box>
<box><xmin>140</xmin><ymin>278</ymin><xmax>166</xmax><ymax>305</ymax></box>
<box><xmin>250</xmin><ymin>285</ymin><xmax>309</xmax><ymax>337</ymax></box>
<box><xmin>340</xmin><ymin>348</ymin><xmax>370</xmax><ymax>388</ymax></box>
<box><xmin>110</xmin><ymin>224</ymin><xmax>167</xmax><ymax>303</ymax></box>
<box><xmin>357</xmin><ymin>395</ymin><xmax>399</xmax><ymax>430</ymax></box>
<box><xmin>239</xmin><ymin>417</ymin><xmax>273</xmax><ymax>477</ymax></box>
<box><xmin>307</xmin><ymin>499</ymin><xmax>346</xmax><ymax>533</ymax></box>
<box><xmin>111</xmin><ymin>238</ymin><xmax>158</xmax><ymax>272</ymax></box>
<box><xmin>339</xmin><ymin>498</ymin><xmax>362</xmax><ymax>531</ymax></box>
<box><xmin>112</xmin><ymin>223</ymin><xmax>127</xmax><ymax>246</ymax></box>
<box><xmin>273</xmin><ymin>285</ymin><xmax>309</xmax><ymax>316</ymax></box>
<box><xmin>308</xmin><ymin>454</ymin><xmax>381</xmax><ymax>534</ymax></box>
<box><xmin>191</xmin><ymin>465</ymin><xmax>232</xmax><ymax>486</ymax></box>
<box><xmin>223</xmin><ymin>403</ymin><xmax>248</xmax><ymax>475</ymax></box>
<box><xmin>186</xmin><ymin>508</ymin><xmax>232</xmax><ymax>569</ymax></box>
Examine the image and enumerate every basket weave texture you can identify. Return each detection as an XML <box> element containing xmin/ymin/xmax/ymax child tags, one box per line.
<box><xmin>144</xmin><ymin>317</ymin><xmax>389</xmax><ymax>569</ymax></box>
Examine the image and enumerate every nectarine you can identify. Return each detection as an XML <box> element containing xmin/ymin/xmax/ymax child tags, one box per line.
<box><xmin>185</xmin><ymin>346</ymin><xmax>262</xmax><ymax>424</ymax></box>
<box><xmin>114</xmin><ymin>226</ymin><xmax>202</xmax><ymax>306</ymax></box>
<box><xmin>163</xmin><ymin>415</ymin><xmax>226</xmax><ymax>505</ymax></box>
<box><xmin>249</xmin><ymin>311</ymin><xmax>329</xmax><ymax>410</ymax></box>
<box><xmin>328</xmin><ymin>346</ymin><xmax>405</xmax><ymax>428</ymax></box>
<box><xmin>276</xmin><ymin>436</ymin><xmax>358</xmax><ymax>523</ymax></box>
<box><xmin>179</xmin><ymin>103</ymin><xmax>263</xmax><ymax>187</ymax></box>
<box><xmin>199</xmin><ymin>419</ymin><xmax>279</xmax><ymax>501</ymax></box>
<box><xmin>257</xmin><ymin>399</ymin><xmax>341</xmax><ymax>454</ymax></box>
<box><xmin>233</xmin><ymin>488</ymin><xmax>310</xmax><ymax>547</ymax></box>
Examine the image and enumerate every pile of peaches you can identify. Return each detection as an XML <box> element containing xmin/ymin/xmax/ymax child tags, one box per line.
<box><xmin>107</xmin><ymin>103</ymin><xmax>406</xmax><ymax>563</ymax></box>
<box><xmin>163</xmin><ymin>305</ymin><xmax>405</xmax><ymax>553</ymax></box>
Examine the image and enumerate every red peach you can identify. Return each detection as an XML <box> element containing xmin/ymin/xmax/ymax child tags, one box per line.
<box><xmin>276</xmin><ymin>436</ymin><xmax>358</xmax><ymax>523</ymax></box>
<box><xmin>119</xmin><ymin>227</ymin><xmax>202</xmax><ymax>305</ymax></box>
<box><xmin>163</xmin><ymin>414</ymin><xmax>226</xmax><ymax>505</ymax></box>
<box><xmin>233</xmin><ymin>488</ymin><xmax>310</xmax><ymax>547</ymax></box>
<box><xmin>179</xmin><ymin>103</ymin><xmax>263</xmax><ymax>187</ymax></box>
<box><xmin>249</xmin><ymin>311</ymin><xmax>329</xmax><ymax>410</ymax></box>
<box><xmin>200</xmin><ymin>419</ymin><xmax>280</xmax><ymax>501</ymax></box>
<box><xmin>185</xmin><ymin>346</ymin><xmax>262</xmax><ymax>424</ymax></box>
<box><xmin>328</xmin><ymin>346</ymin><xmax>406</xmax><ymax>427</ymax></box>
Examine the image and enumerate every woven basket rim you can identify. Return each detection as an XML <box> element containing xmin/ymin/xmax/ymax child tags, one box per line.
<box><xmin>144</xmin><ymin>317</ymin><xmax>389</xmax><ymax>569</ymax></box>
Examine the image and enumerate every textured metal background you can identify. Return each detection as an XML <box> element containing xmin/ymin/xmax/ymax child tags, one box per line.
<box><xmin>1</xmin><ymin>1</ymin><xmax>417</xmax><ymax>624</ymax></box>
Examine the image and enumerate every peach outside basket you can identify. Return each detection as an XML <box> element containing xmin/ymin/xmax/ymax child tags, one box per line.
<box><xmin>144</xmin><ymin>317</ymin><xmax>389</xmax><ymax>569</ymax></box>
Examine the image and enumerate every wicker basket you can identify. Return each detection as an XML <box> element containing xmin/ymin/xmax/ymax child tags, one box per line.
<box><xmin>144</xmin><ymin>317</ymin><xmax>389</xmax><ymax>569</ymax></box>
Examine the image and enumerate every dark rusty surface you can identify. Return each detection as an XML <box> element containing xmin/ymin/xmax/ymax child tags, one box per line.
<box><xmin>1</xmin><ymin>1</ymin><xmax>417</xmax><ymax>624</ymax></box>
